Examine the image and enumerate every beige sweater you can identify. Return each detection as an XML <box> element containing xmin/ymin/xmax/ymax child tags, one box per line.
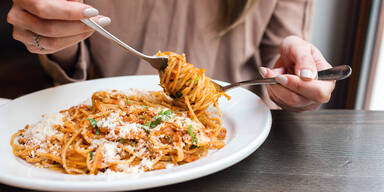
<box><xmin>39</xmin><ymin>0</ymin><xmax>313</xmax><ymax>108</ymax></box>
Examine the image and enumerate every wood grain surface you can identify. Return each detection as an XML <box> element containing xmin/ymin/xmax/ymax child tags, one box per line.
<box><xmin>2</xmin><ymin>110</ymin><xmax>384</xmax><ymax>192</ymax></box>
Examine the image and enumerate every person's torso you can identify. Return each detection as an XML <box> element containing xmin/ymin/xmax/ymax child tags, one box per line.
<box><xmin>85</xmin><ymin>0</ymin><xmax>277</xmax><ymax>82</ymax></box>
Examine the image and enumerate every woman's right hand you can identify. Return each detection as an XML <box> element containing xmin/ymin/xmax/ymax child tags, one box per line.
<box><xmin>7</xmin><ymin>0</ymin><xmax>111</xmax><ymax>54</ymax></box>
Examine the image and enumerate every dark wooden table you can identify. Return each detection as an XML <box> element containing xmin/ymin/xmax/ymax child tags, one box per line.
<box><xmin>2</xmin><ymin>110</ymin><xmax>384</xmax><ymax>192</ymax></box>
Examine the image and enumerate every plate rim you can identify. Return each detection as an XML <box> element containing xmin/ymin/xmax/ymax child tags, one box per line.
<box><xmin>0</xmin><ymin>75</ymin><xmax>272</xmax><ymax>191</ymax></box>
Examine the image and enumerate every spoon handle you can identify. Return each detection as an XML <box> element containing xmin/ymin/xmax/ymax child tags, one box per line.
<box><xmin>221</xmin><ymin>65</ymin><xmax>352</xmax><ymax>91</ymax></box>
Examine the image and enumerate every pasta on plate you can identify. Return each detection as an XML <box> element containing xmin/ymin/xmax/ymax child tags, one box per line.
<box><xmin>11</xmin><ymin>52</ymin><xmax>230</xmax><ymax>175</ymax></box>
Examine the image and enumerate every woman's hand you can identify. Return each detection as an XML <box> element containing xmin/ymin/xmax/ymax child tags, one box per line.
<box><xmin>7</xmin><ymin>0</ymin><xmax>111</xmax><ymax>54</ymax></box>
<box><xmin>259</xmin><ymin>36</ymin><xmax>335</xmax><ymax>111</ymax></box>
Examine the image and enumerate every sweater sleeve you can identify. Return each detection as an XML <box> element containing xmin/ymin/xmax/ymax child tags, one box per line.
<box><xmin>38</xmin><ymin>41</ymin><xmax>90</xmax><ymax>85</ymax></box>
<box><xmin>260</xmin><ymin>0</ymin><xmax>314</xmax><ymax>68</ymax></box>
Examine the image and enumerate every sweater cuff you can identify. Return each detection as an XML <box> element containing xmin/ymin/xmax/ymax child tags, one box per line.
<box><xmin>38</xmin><ymin>42</ymin><xmax>90</xmax><ymax>85</ymax></box>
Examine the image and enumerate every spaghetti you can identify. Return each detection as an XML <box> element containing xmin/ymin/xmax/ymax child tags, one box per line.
<box><xmin>11</xmin><ymin>89</ymin><xmax>227</xmax><ymax>175</ymax></box>
<box><xmin>157</xmin><ymin>51</ymin><xmax>230</xmax><ymax>121</ymax></box>
<box><xmin>11</xmin><ymin>51</ymin><xmax>230</xmax><ymax>175</ymax></box>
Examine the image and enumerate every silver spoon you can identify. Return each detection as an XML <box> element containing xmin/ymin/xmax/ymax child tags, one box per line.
<box><xmin>81</xmin><ymin>19</ymin><xmax>168</xmax><ymax>70</ymax></box>
<box><xmin>215</xmin><ymin>65</ymin><xmax>352</xmax><ymax>92</ymax></box>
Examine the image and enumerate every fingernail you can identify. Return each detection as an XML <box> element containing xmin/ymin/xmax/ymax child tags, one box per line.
<box><xmin>259</xmin><ymin>67</ymin><xmax>267</xmax><ymax>77</ymax></box>
<box><xmin>275</xmin><ymin>75</ymin><xmax>288</xmax><ymax>85</ymax></box>
<box><xmin>83</xmin><ymin>8</ymin><xmax>99</xmax><ymax>17</ymax></box>
<box><xmin>97</xmin><ymin>17</ymin><xmax>111</xmax><ymax>26</ymax></box>
<box><xmin>300</xmin><ymin>69</ymin><xmax>313</xmax><ymax>79</ymax></box>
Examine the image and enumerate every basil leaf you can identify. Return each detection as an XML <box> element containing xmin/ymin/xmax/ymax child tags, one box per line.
<box><xmin>194</xmin><ymin>75</ymin><xmax>199</xmax><ymax>83</ymax></box>
<box><xmin>163</xmin><ymin>110</ymin><xmax>173</xmax><ymax>116</ymax></box>
<box><xmin>89</xmin><ymin>151</ymin><xmax>93</xmax><ymax>160</ymax></box>
<box><xmin>176</xmin><ymin>91</ymin><xmax>183</xmax><ymax>98</ymax></box>
<box><xmin>130</xmin><ymin>140</ymin><xmax>137</xmax><ymax>146</ymax></box>
<box><xmin>144</xmin><ymin>121</ymin><xmax>151</xmax><ymax>127</ymax></box>
<box><xmin>88</xmin><ymin>118</ymin><xmax>97</xmax><ymax>128</ymax></box>
<box><xmin>188</xmin><ymin>125</ymin><xmax>198</xmax><ymax>145</ymax></box>
<box><xmin>125</xmin><ymin>96</ymin><xmax>131</xmax><ymax>105</ymax></box>
<box><xmin>88</xmin><ymin>118</ymin><xmax>100</xmax><ymax>135</ymax></box>
<box><xmin>120</xmin><ymin>138</ymin><xmax>125</xmax><ymax>144</ymax></box>
<box><xmin>151</xmin><ymin>117</ymin><xmax>161</xmax><ymax>128</ymax></box>
<box><xmin>95</xmin><ymin>128</ymin><xmax>100</xmax><ymax>135</ymax></box>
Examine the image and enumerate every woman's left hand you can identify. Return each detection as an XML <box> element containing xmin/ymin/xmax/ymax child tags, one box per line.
<box><xmin>259</xmin><ymin>36</ymin><xmax>336</xmax><ymax>111</ymax></box>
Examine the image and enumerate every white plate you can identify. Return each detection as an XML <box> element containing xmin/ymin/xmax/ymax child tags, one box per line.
<box><xmin>0</xmin><ymin>75</ymin><xmax>271</xmax><ymax>191</ymax></box>
<box><xmin>0</xmin><ymin>98</ymin><xmax>11</xmax><ymax>107</ymax></box>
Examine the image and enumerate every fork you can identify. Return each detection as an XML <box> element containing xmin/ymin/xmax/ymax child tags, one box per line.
<box><xmin>81</xmin><ymin>19</ymin><xmax>168</xmax><ymax>70</ymax></box>
<box><xmin>214</xmin><ymin>65</ymin><xmax>352</xmax><ymax>92</ymax></box>
<box><xmin>81</xmin><ymin>19</ymin><xmax>352</xmax><ymax>93</ymax></box>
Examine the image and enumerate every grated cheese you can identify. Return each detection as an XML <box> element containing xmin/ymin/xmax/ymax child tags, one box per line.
<box><xmin>97</xmin><ymin>112</ymin><xmax>121</xmax><ymax>130</ymax></box>
<box><xmin>140</xmin><ymin>157</ymin><xmax>154</xmax><ymax>168</ymax></box>
<box><xmin>116</xmin><ymin>164</ymin><xmax>144</xmax><ymax>174</ymax></box>
<box><xmin>118</xmin><ymin>122</ymin><xmax>143</xmax><ymax>138</ymax></box>
<box><xmin>23</xmin><ymin>113</ymin><xmax>64</xmax><ymax>146</ymax></box>
<box><xmin>101</xmin><ymin>142</ymin><xmax>120</xmax><ymax>162</ymax></box>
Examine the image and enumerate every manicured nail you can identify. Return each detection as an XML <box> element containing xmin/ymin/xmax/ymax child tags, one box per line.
<box><xmin>97</xmin><ymin>17</ymin><xmax>111</xmax><ymax>26</ymax></box>
<box><xmin>259</xmin><ymin>67</ymin><xmax>267</xmax><ymax>77</ymax></box>
<box><xmin>275</xmin><ymin>75</ymin><xmax>288</xmax><ymax>86</ymax></box>
<box><xmin>300</xmin><ymin>69</ymin><xmax>313</xmax><ymax>79</ymax></box>
<box><xmin>83</xmin><ymin>8</ymin><xmax>99</xmax><ymax>17</ymax></box>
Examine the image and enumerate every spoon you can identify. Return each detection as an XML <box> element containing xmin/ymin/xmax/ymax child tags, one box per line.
<box><xmin>81</xmin><ymin>19</ymin><xmax>168</xmax><ymax>70</ymax></box>
<box><xmin>215</xmin><ymin>65</ymin><xmax>352</xmax><ymax>92</ymax></box>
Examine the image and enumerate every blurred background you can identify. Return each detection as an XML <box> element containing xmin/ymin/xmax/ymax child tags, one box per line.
<box><xmin>0</xmin><ymin>0</ymin><xmax>383</xmax><ymax>110</ymax></box>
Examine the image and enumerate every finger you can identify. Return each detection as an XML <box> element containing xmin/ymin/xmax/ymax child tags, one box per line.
<box><xmin>12</xmin><ymin>26</ymin><xmax>34</xmax><ymax>46</ymax></box>
<box><xmin>14</xmin><ymin>28</ymin><xmax>94</xmax><ymax>54</ymax></box>
<box><xmin>259</xmin><ymin>67</ymin><xmax>285</xmax><ymax>78</ymax></box>
<box><xmin>8</xmin><ymin>8</ymin><xmax>110</xmax><ymax>38</ymax></box>
<box><xmin>14</xmin><ymin>0</ymin><xmax>99</xmax><ymax>20</ymax></box>
<box><xmin>311</xmin><ymin>45</ymin><xmax>332</xmax><ymax>71</ymax></box>
<box><xmin>275</xmin><ymin>74</ymin><xmax>335</xmax><ymax>103</ymax></box>
<box><xmin>267</xmin><ymin>84</ymin><xmax>313</xmax><ymax>109</ymax></box>
<box><xmin>280</xmin><ymin>36</ymin><xmax>318</xmax><ymax>80</ymax></box>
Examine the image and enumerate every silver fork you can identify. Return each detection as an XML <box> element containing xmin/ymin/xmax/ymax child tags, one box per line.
<box><xmin>81</xmin><ymin>19</ymin><xmax>352</xmax><ymax>93</ymax></box>
<box><xmin>214</xmin><ymin>65</ymin><xmax>352</xmax><ymax>92</ymax></box>
<box><xmin>81</xmin><ymin>19</ymin><xmax>168</xmax><ymax>70</ymax></box>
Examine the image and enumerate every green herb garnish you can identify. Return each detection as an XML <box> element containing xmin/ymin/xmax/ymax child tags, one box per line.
<box><xmin>144</xmin><ymin>121</ymin><xmax>152</xmax><ymax>127</ymax></box>
<box><xmin>141</xmin><ymin>110</ymin><xmax>174</xmax><ymax>131</ymax></box>
<box><xmin>141</xmin><ymin>125</ymin><xmax>151</xmax><ymax>132</ymax></box>
<box><xmin>188</xmin><ymin>125</ymin><xmax>198</xmax><ymax>145</ymax></box>
<box><xmin>160</xmin><ymin>70</ymin><xmax>164</xmax><ymax>75</ymax></box>
<box><xmin>120</xmin><ymin>138</ymin><xmax>125</xmax><ymax>144</ymax></box>
<box><xmin>88</xmin><ymin>118</ymin><xmax>100</xmax><ymax>135</ymax></box>
<box><xmin>158</xmin><ymin>110</ymin><xmax>174</xmax><ymax>121</ymax></box>
<box><xmin>125</xmin><ymin>96</ymin><xmax>131</xmax><ymax>105</ymax></box>
<box><xmin>194</xmin><ymin>75</ymin><xmax>199</xmax><ymax>83</ymax></box>
<box><xmin>162</xmin><ymin>110</ymin><xmax>173</xmax><ymax>116</ymax></box>
<box><xmin>139</xmin><ymin>115</ymin><xmax>146</xmax><ymax>119</ymax></box>
<box><xmin>176</xmin><ymin>91</ymin><xmax>183</xmax><ymax>98</ymax></box>
<box><xmin>89</xmin><ymin>151</ymin><xmax>93</xmax><ymax>160</ymax></box>
<box><xmin>150</xmin><ymin>117</ymin><xmax>162</xmax><ymax>128</ymax></box>
<box><xmin>88</xmin><ymin>118</ymin><xmax>97</xmax><ymax>127</ymax></box>
<box><xmin>142</xmin><ymin>105</ymin><xmax>149</xmax><ymax>109</ymax></box>
<box><xmin>130</xmin><ymin>140</ymin><xmax>137</xmax><ymax>146</ymax></box>
<box><xmin>186</xmin><ymin>79</ymin><xmax>191</xmax><ymax>83</ymax></box>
